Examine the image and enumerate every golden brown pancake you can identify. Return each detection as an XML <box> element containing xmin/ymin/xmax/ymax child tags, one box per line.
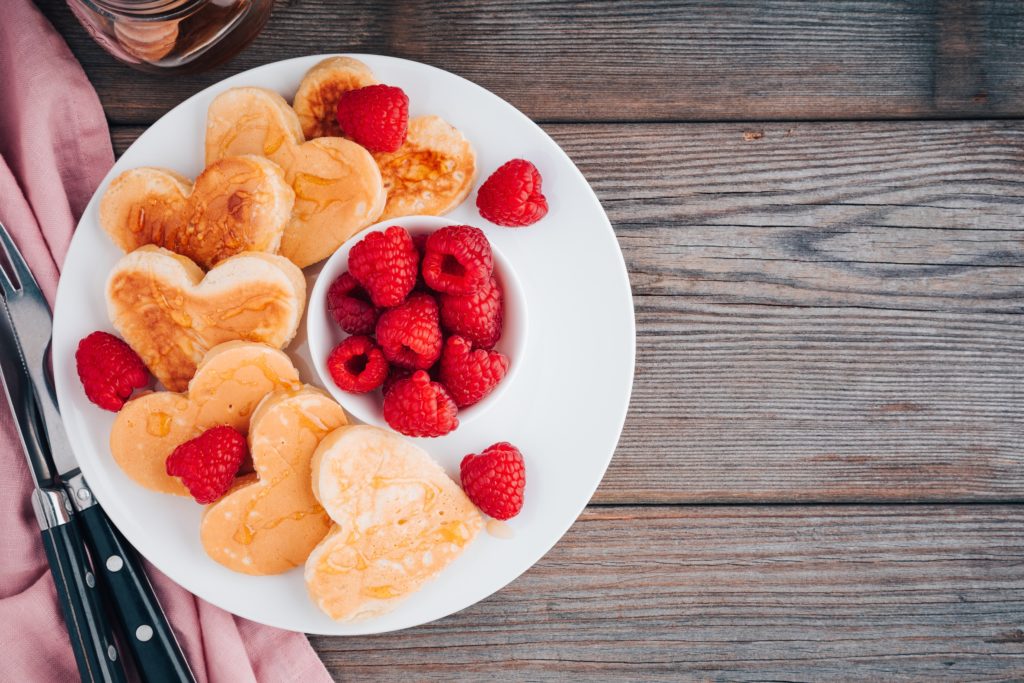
<box><xmin>100</xmin><ymin>155</ymin><xmax>294</xmax><ymax>270</ymax></box>
<box><xmin>109</xmin><ymin>342</ymin><xmax>301</xmax><ymax>495</ymax></box>
<box><xmin>373</xmin><ymin>115</ymin><xmax>476</xmax><ymax>221</ymax></box>
<box><xmin>205</xmin><ymin>87</ymin><xmax>386</xmax><ymax>267</ymax></box>
<box><xmin>200</xmin><ymin>387</ymin><xmax>347</xmax><ymax>574</ymax></box>
<box><xmin>305</xmin><ymin>425</ymin><xmax>482</xmax><ymax>622</ymax></box>
<box><xmin>106</xmin><ymin>245</ymin><xmax>305</xmax><ymax>391</ymax></box>
<box><xmin>293</xmin><ymin>56</ymin><xmax>377</xmax><ymax>139</ymax></box>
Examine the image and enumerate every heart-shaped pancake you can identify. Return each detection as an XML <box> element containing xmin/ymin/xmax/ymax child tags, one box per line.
<box><xmin>99</xmin><ymin>155</ymin><xmax>294</xmax><ymax>270</ymax></box>
<box><xmin>373</xmin><ymin>115</ymin><xmax>477</xmax><ymax>221</ymax></box>
<box><xmin>293</xmin><ymin>56</ymin><xmax>377</xmax><ymax>139</ymax></box>
<box><xmin>290</xmin><ymin>60</ymin><xmax>476</xmax><ymax>221</ymax></box>
<box><xmin>205</xmin><ymin>87</ymin><xmax>386</xmax><ymax>268</ymax></box>
<box><xmin>200</xmin><ymin>387</ymin><xmax>348</xmax><ymax>574</ymax></box>
<box><xmin>110</xmin><ymin>342</ymin><xmax>301</xmax><ymax>495</ymax></box>
<box><xmin>305</xmin><ymin>425</ymin><xmax>482</xmax><ymax>622</ymax></box>
<box><xmin>106</xmin><ymin>245</ymin><xmax>305</xmax><ymax>391</ymax></box>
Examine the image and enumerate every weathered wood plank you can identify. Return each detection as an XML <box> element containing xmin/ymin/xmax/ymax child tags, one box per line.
<box><xmin>38</xmin><ymin>0</ymin><xmax>1024</xmax><ymax>124</ymax></box>
<box><xmin>552</xmin><ymin>120</ymin><xmax>1024</xmax><ymax>312</ymax></box>
<box><xmin>309</xmin><ymin>505</ymin><xmax>1024</xmax><ymax>681</ymax></box>
<box><xmin>617</xmin><ymin>298</ymin><xmax>1022</xmax><ymax>503</ymax></box>
<box><xmin>111</xmin><ymin>121</ymin><xmax>1024</xmax><ymax>503</ymax></box>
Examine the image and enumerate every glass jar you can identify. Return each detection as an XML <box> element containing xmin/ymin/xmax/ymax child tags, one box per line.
<box><xmin>67</xmin><ymin>0</ymin><xmax>274</xmax><ymax>73</ymax></box>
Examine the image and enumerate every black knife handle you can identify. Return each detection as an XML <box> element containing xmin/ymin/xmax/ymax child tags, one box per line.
<box><xmin>77</xmin><ymin>503</ymin><xmax>196</xmax><ymax>683</ymax></box>
<box><xmin>35</xmin><ymin>489</ymin><xmax>127</xmax><ymax>683</ymax></box>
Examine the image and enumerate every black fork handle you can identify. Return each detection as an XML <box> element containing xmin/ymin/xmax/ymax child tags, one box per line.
<box><xmin>76</xmin><ymin>501</ymin><xmax>196</xmax><ymax>683</ymax></box>
<box><xmin>35</xmin><ymin>489</ymin><xmax>127</xmax><ymax>683</ymax></box>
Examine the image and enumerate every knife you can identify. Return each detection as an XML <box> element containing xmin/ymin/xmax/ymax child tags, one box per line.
<box><xmin>0</xmin><ymin>223</ymin><xmax>195</xmax><ymax>683</ymax></box>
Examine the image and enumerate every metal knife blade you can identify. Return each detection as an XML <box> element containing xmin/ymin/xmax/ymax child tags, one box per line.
<box><xmin>0</xmin><ymin>227</ymin><xmax>78</xmax><ymax>479</ymax></box>
<box><xmin>0</xmin><ymin>298</ymin><xmax>56</xmax><ymax>488</ymax></box>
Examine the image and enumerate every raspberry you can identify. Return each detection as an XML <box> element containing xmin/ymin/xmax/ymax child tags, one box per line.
<box><xmin>75</xmin><ymin>331</ymin><xmax>149</xmax><ymax>411</ymax></box>
<box><xmin>166</xmin><ymin>425</ymin><xmax>247</xmax><ymax>504</ymax></box>
<box><xmin>327</xmin><ymin>335</ymin><xmax>389</xmax><ymax>393</ymax></box>
<box><xmin>326</xmin><ymin>272</ymin><xmax>379</xmax><ymax>335</ymax></box>
<box><xmin>382</xmin><ymin>370</ymin><xmax>458</xmax><ymax>437</ymax></box>
<box><xmin>381</xmin><ymin>366</ymin><xmax>414</xmax><ymax>397</ymax></box>
<box><xmin>439</xmin><ymin>336</ymin><xmax>509</xmax><ymax>408</ymax></box>
<box><xmin>460</xmin><ymin>442</ymin><xmax>525</xmax><ymax>520</ymax></box>
<box><xmin>375</xmin><ymin>292</ymin><xmax>443</xmax><ymax>369</ymax></box>
<box><xmin>336</xmin><ymin>84</ymin><xmax>409</xmax><ymax>153</ymax></box>
<box><xmin>439</xmin><ymin>275</ymin><xmax>503</xmax><ymax>349</ymax></box>
<box><xmin>421</xmin><ymin>225</ymin><xmax>493</xmax><ymax>295</ymax></box>
<box><xmin>348</xmin><ymin>225</ymin><xmax>418</xmax><ymax>308</ymax></box>
<box><xmin>476</xmin><ymin>159</ymin><xmax>548</xmax><ymax>227</ymax></box>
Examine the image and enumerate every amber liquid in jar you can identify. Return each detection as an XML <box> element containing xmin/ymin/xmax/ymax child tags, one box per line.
<box><xmin>68</xmin><ymin>0</ymin><xmax>274</xmax><ymax>73</ymax></box>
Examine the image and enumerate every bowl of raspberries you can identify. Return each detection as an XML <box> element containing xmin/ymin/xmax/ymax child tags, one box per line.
<box><xmin>308</xmin><ymin>216</ymin><xmax>527</xmax><ymax>438</ymax></box>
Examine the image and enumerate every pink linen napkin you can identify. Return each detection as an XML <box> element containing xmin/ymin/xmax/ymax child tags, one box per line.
<box><xmin>0</xmin><ymin>3</ymin><xmax>333</xmax><ymax>681</ymax></box>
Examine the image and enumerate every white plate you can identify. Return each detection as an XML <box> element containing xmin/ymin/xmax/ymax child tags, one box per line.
<box><xmin>52</xmin><ymin>55</ymin><xmax>635</xmax><ymax>635</ymax></box>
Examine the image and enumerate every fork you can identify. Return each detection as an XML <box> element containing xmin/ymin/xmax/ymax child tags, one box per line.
<box><xmin>0</xmin><ymin>222</ymin><xmax>194</xmax><ymax>683</ymax></box>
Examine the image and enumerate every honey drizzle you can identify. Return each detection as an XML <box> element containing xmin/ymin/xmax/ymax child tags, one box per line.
<box><xmin>145</xmin><ymin>411</ymin><xmax>172</xmax><ymax>437</ymax></box>
<box><xmin>315</xmin><ymin>473</ymin><xmax>473</xmax><ymax>601</ymax></box>
<box><xmin>229</xmin><ymin>405</ymin><xmax>335</xmax><ymax>548</ymax></box>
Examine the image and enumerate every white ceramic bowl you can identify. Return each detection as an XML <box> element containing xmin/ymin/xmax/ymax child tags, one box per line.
<box><xmin>308</xmin><ymin>215</ymin><xmax>528</xmax><ymax>430</ymax></box>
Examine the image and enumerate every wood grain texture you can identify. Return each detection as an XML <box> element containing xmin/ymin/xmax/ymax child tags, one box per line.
<box><xmin>620</xmin><ymin>299</ymin><xmax>1022</xmax><ymax>503</ymax></box>
<box><xmin>111</xmin><ymin>121</ymin><xmax>1024</xmax><ymax>504</ymax></box>
<box><xmin>37</xmin><ymin>0</ymin><xmax>1024</xmax><ymax>124</ymax></box>
<box><xmin>552</xmin><ymin>120</ymin><xmax>1024</xmax><ymax>311</ymax></box>
<box><xmin>309</xmin><ymin>505</ymin><xmax>1024</xmax><ymax>681</ymax></box>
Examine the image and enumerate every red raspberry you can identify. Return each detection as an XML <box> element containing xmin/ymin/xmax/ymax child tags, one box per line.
<box><xmin>75</xmin><ymin>331</ymin><xmax>149</xmax><ymax>411</ymax></box>
<box><xmin>375</xmin><ymin>293</ymin><xmax>443</xmax><ymax>369</ymax></box>
<box><xmin>336</xmin><ymin>84</ymin><xmax>409</xmax><ymax>153</ymax></box>
<box><xmin>383</xmin><ymin>370</ymin><xmax>458</xmax><ymax>437</ymax></box>
<box><xmin>421</xmin><ymin>225</ymin><xmax>493</xmax><ymax>295</ymax></box>
<box><xmin>381</xmin><ymin>366</ymin><xmax>414</xmax><ymax>397</ymax></box>
<box><xmin>326</xmin><ymin>272</ymin><xmax>379</xmax><ymax>335</ymax></box>
<box><xmin>439</xmin><ymin>276</ymin><xmax>503</xmax><ymax>349</ymax></box>
<box><xmin>439</xmin><ymin>336</ymin><xmax>509</xmax><ymax>408</ymax></box>
<box><xmin>166</xmin><ymin>425</ymin><xmax>246</xmax><ymax>504</ymax></box>
<box><xmin>348</xmin><ymin>225</ymin><xmax>418</xmax><ymax>308</ymax></box>
<box><xmin>476</xmin><ymin>159</ymin><xmax>548</xmax><ymax>227</ymax></box>
<box><xmin>460</xmin><ymin>442</ymin><xmax>525</xmax><ymax>520</ymax></box>
<box><xmin>327</xmin><ymin>335</ymin><xmax>389</xmax><ymax>393</ymax></box>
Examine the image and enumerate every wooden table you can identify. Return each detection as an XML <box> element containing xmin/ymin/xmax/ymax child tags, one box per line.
<box><xmin>39</xmin><ymin>1</ymin><xmax>1024</xmax><ymax>679</ymax></box>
